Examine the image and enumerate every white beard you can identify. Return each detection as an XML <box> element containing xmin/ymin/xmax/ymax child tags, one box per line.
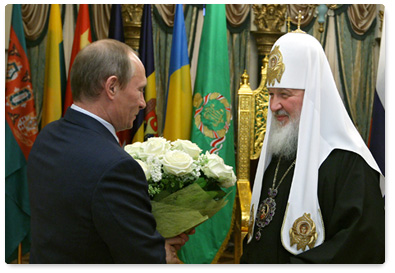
<box><xmin>267</xmin><ymin>110</ymin><xmax>300</xmax><ymax>160</ymax></box>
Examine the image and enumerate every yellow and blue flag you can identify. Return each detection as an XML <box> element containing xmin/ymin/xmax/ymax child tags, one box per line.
<box><xmin>163</xmin><ymin>4</ymin><xmax>192</xmax><ymax>141</ymax></box>
<box><xmin>41</xmin><ymin>4</ymin><xmax>66</xmax><ymax>129</ymax></box>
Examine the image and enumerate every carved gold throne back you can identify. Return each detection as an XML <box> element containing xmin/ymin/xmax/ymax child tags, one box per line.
<box><xmin>233</xmin><ymin>4</ymin><xmax>287</xmax><ymax>263</ymax></box>
<box><xmin>233</xmin><ymin>64</ymin><xmax>270</xmax><ymax>262</ymax></box>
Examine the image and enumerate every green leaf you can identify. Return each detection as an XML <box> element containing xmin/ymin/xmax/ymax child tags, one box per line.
<box><xmin>194</xmin><ymin>177</ymin><xmax>207</xmax><ymax>188</ymax></box>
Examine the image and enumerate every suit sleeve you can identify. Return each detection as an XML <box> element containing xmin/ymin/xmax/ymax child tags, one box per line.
<box><xmin>91</xmin><ymin>157</ymin><xmax>166</xmax><ymax>263</ymax></box>
<box><xmin>290</xmin><ymin>150</ymin><xmax>385</xmax><ymax>263</ymax></box>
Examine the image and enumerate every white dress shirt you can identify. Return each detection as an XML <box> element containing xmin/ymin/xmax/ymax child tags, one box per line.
<box><xmin>71</xmin><ymin>104</ymin><xmax>119</xmax><ymax>143</ymax></box>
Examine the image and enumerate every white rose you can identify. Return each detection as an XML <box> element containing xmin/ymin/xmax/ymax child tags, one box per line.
<box><xmin>218</xmin><ymin>171</ymin><xmax>237</xmax><ymax>188</ymax></box>
<box><xmin>202</xmin><ymin>152</ymin><xmax>236</xmax><ymax>188</ymax></box>
<box><xmin>161</xmin><ymin>150</ymin><xmax>194</xmax><ymax>176</ymax></box>
<box><xmin>135</xmin><ymin>159</ymin><xmax>151</xmax><ymax>181</ymax></box>
<box><xmin>124</xmin><ymin>142</ymin><xmax>143</xmax><ymax>159</ymax></box>
<box><xmin>140</xmin><ymin>137</ymin><xmax>171</xmax><ymax>160</ymax></box>
<box><xmin>171</xmin><ymin>139</ymin><xmax>202</xmax><ymax>159</ymax></box>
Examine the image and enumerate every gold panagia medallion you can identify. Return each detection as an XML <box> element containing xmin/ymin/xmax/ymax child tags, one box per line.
<box><xmin>289</xmin><ymin>213</ymin><xmax>318</xmax><ymax>251</ymax></box>
<box><xmin>267</xmin><ymin>45</ymin><xmax>285</xmax><ymax>86</ymax></box>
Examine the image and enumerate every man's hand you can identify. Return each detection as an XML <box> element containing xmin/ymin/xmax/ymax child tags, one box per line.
<box><xmin>165</xmin><ymin>231</ymin><xmax>194</xmax><ymax>264</ymax></box>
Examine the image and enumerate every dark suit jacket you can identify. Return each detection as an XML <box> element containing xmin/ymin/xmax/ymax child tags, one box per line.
<box><xmin>27</xmin><ymin>108</ymin><xmax>166</xmax><ymax>263</ymax></box>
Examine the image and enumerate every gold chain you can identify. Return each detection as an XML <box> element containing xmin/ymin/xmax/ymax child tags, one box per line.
<box><xmin>272</xmin><ymin>156</ymin><xmax>296</xmax><ymax>190</ymax></box>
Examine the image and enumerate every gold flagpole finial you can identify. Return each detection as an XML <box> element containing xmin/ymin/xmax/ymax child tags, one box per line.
<box><xmin>287</xmin><ymin>16</ymin><xmax>291</xmax><ymax>32</ymax></box>
<box><xmin>292</xmin><ymin>10</ymin><xmax>306</xmax><ymax>33</ymax></box>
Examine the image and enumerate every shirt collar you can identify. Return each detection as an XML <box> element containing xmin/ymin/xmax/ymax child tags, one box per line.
<box><xmin>70</xmin><ymin>104</ymin><xmax>119</xmax><ymax>143</ymax></box>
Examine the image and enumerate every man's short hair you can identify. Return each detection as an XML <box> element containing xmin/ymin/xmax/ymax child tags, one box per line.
<box><xmin>70</xmin><ymin>39</ymin><xmax>138</xmax><ymax>102</ymax></box>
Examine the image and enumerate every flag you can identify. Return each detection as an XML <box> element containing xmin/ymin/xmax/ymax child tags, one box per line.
<box><xmin>369</xmin><ymin>18</ymin><xmax>385</xmax><ymax>193</ymax></box>
<box><xmin>62</xmin><ymin>4</ymin><xmax>75</xmax><ymax>83</ymax></box>
<box><xmin>108</xmin><ymin>4</ymin><xmax>124</xmax><ymax>41</ymax></box>
<box><xmin>162</xmin><ymin>4</ymin><xmax>192</xmax><ymax>141</ymax></box>
<box><xmin>107</xmin><ymin>4</ymin><xmax>132</xmax><ymax>146</ymax></box>
<box><xmin>140</xmin><ymin>4</ymin><xmax>158</xmax><ymax>140</ymax></box>
<box><xmin>178</xmin><ymin>4</ymin><xmax>236</xmax><ymax>263</ymax></box>
<box><xmin>128</xmin><ymin>4</ymin><xmax>146</xmax><ymax>144</ymax></box>
<box><xmin>5</xmin><ymin>4</ymin><xmax>39</xmax><ymax>262</ymax></box>
<box><xmin>63</xmin><ymin>4</ymin><xmax>92</xmax><ymax>115</ymax></box>
<box><xmin>41</xmin><ymin>4</ymin><xmax>66</xmax><ymax>129</ymax></box>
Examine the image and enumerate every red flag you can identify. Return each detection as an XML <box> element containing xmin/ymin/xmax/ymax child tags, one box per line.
<box><xmin>63</xmin><ymin>4</ymin><xmax>92</xmax><ymax>115</ymax></box>
<box><xmin>5</xmin><ymin>7</ymin><xmax>39</xmax><ymax>160</ymax></box>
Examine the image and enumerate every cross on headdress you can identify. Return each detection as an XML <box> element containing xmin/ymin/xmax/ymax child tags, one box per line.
<box><xmin>292</xmin><ymin>10</ymin><xmax>306</xmax><ymax>33</ymax></box>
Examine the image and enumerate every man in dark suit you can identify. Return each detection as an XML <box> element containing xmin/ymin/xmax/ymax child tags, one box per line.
<box><xmin>27</xmin><ymin>39</ymin><xmax>188</xmax><ymax>263</ymax></box>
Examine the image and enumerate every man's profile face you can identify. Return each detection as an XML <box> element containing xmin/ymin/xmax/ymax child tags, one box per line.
<box><xmin>268</xmin><ymin>88</ymin><xmax>304</xmax><ymax>126</ymax></box>
<box><xmin>113</xmin><ymin>55</ymin><xmax>147</xmax><ymax>131</ymax></box>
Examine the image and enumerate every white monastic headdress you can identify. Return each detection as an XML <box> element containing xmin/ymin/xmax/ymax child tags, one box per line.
<box><xmin>248</xmin><ymin>32</ymin><xmax>382</xmax><ymax>255</ymax></box>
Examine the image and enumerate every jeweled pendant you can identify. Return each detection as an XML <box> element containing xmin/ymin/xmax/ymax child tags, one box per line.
<box><xmin>255</xmin><ymin>230</ymin><xmax>261</xmax><ymax>241</ymax></box>
<box><xmin>255</xmin><ymin>193</ymin><xmax>277</xmax><ymax>231</ymax></box>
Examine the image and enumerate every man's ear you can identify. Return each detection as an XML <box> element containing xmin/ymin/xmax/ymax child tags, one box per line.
<box><xmin>105</xmin><ymin>76</ymin><xmax>118</xmax><ymax>99</ymax></box>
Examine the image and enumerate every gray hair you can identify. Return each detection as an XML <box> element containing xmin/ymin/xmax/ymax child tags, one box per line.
<box><xmin>70</xmin><ymin>39</ymin><xmax>137</xmax><ymax>102</ymax></box>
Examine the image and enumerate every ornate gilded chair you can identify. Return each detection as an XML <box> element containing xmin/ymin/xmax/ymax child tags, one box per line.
<box><xmin>233</xmin><ymin>65</ymin><xmax>270</xmax><ymax>263</ymax></box>
<box><xmin>233</xmin><ymin>4</ymin><xmax>287</xmax><ymax>263</ymax></box>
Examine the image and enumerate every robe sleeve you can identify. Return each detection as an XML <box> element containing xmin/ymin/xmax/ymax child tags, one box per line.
<box><xmin>290</xmin><ymin>149</ymin><xmax>385</xmax><ymax>263</ymax></box>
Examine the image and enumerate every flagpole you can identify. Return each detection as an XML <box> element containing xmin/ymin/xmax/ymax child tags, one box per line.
<box><xmin>17</xmin><ymin>243</ymin><xmax>22</xmax><ymax>264</ymax></box>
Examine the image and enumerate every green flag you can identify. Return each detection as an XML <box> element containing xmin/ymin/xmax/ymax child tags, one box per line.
<box><xmin>5</xmin><ymin>4</ymin><xmax>39</xmax><ymax>262</ymax></box>
<box><xmin>178</xmin><ymin>4</ymin><xmax>236</xmax><ymax>264</ymax></box>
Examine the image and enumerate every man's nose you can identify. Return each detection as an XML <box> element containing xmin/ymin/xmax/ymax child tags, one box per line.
<box><xmin>270</xmin><ymin>96</ymin><xmax>282</xmax><ymax>112</ymax></box>
<box><xmin>140</xmin><ymin>93</ymin><xmax>146</xmax><ymax>109</ymax></box>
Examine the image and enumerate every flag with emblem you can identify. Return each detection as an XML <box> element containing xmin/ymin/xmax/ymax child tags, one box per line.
<box><xmin>162</xmin><ymin>4</ymin><xmax>192</xmax><ymax>141</ymax></box>
<box><xmin>140</xmin><ymin>4</ymin><xmax>159</xmax><ymax>140</ymax></box>
<box><xmin>5</xmin><ymin>4</ymin><xmax>39</xmax><ymax>263</ymax></box>
<box><xmin>178</xmin><ymin>4</ymin><xmax>236</xmax><ymax>264</ymax></box>
<box><xmin>129</xmin><ymin>4</ymin><xmax>155</xmax><ymax>144</ymax></box>
<box><xmin>41</xmin><ymin>4</ymin><xmax>66</xmax><ymax>129</ymax></box>
<box><xmin>63</xmin><ymin>4</ymin><xmax>92</xmax><ymax>115</ymax></box>
<box><xmin>108</xmin><ymin>4</ymin><xmax>133</xmax><ymax>146</ymax></box>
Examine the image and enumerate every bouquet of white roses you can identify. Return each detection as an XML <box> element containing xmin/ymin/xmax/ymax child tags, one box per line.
<box><xmin>124</xmin><ymin>137</ymin><xmax>236</xmax><ymax>238</ymax></box>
